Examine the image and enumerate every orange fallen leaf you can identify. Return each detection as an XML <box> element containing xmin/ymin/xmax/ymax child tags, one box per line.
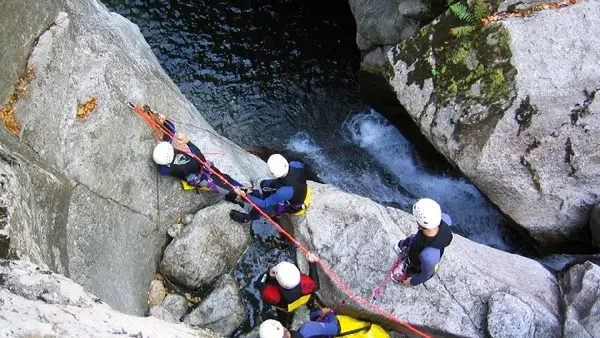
<box><xmin>77</xmin><ymin>96</ymin><xmax>97</xmax><ymax>121</ymax></box>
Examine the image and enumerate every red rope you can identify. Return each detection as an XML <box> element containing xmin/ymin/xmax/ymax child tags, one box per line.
<box><xmin>129</xmin><ymin>103</ymin><xmax>431</xmax><ymax>338</ymax></box>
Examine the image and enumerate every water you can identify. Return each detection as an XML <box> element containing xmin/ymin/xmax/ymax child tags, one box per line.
<box><xmin>286</xmin><ymin>110</ymin><xmax>513</xmax><ymax>252</ymax></box>
<box><xmin>103</xmin><ymin>0</ymin><xmax>524</xmax><ymax>333</ymax></box>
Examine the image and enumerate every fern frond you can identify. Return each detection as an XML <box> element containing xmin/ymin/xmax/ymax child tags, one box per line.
<box><xmin>450</xmin><ymin>25</ymin><xmax>475</xmax><ymax>37</ymax></box>
<box><xmin>450</xmin><ymin>3</ymin><xmax>475</xmax><ymax>24</ymax></box>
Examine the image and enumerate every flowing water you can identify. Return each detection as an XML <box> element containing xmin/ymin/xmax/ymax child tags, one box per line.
<box><xmin>103</xmin><ymin>0</ymin><xmax>526</xmax><ymax>333</ymax></box>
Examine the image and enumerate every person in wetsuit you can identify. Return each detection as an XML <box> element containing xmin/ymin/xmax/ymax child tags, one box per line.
<box><xmin>229</xmin><ymin>154</ymin><xmax>308</xmax><ymax>223</ymax></box>
<box><xmin>392</xmin><ymin>198</ymin><xmax>453</xmax><ymax>286</ymax></box>
<box><xmin>260</xmin><ymin>252</ymin><xmax>320</xmax><ymax>327</ymax></box>
<box><xmin>151</xmin><ymin>113</ymin><xmax>242</xmax><ymax>205</ymax></box>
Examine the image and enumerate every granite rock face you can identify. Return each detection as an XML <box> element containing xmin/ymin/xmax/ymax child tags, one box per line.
<box><xmin>294</xmin><ymin>182</ymin><xmax>561</xmax><ymax>337</ymax></box>
<box><xmin>0</xmin><ymin>260</ymin><xmax>219</xmax><ymax>338</ymax></box>
<box><xmin>562</xmin><ymin>261</ymin><xmax>600</xmax><ymax>338</ymax></box>
<box><xmin>381</xmin><ymin>0</ymin><xmax>600</xmax><ymax>246</ymax></box>
<box><xmin>0</xmin><ymin>0</ymin><xmax>268</xmax><ymax>315</ymax></box>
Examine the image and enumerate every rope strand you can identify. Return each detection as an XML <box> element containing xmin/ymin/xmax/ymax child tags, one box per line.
<box><xmin>129</xmin><ymin>102</ymin><xmax>431</xmax><ymax>338</ymax></box>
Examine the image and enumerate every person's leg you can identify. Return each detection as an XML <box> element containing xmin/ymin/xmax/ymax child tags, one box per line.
<box><xmin>229</xmin><ymin>205</ymin><xmax>277</xmax><ymax>224</ymax></box>
<box><xmin>276</xmin><ymin>309</ymin><xmax>294</xmax><ymax>329</ymax></box>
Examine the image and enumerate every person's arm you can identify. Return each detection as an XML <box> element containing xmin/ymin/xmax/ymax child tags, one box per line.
<box><xmin>247</xmin><ymin>186</ymin><xmax>294</xmax><ymax>208</ymax></box>
<box><xmin>441</xmin><ymin>212</ymin><xmax>452</xmax><ymax>226</ymax></box>
<box><xmin>162</xmin><ymin>119</ymin><xmax>176</xmax><ymax>141</ymax></box>
<box><xmin>158</xmin><ymin>165</ymin><xmax>170</xmax><ymax>176</ymax></box>
<box><xmin>410</xmin><ymin>248</ymin><xmax>441</xmax><ymax>285</ymax></box>
<box><xmin>308</xmin><ymin>262</ymin><xmax>320</xmax><ymax>291</ymax></box>
<box><xmin>398</xmin><ymin>235</ymin><xmax>414</xmax><ymax>250</ymax></box>
<box><xmin>298</xmin><ymin>316</ymin><xmax>339</xmax><ymax>338</ymax></box>
<box><xmin>186</xmin><ymin>141</ymin><xmax>207</xmax><ymax>162</ymax></box>
<box><xmin>309</xmin><ymin>309</ymin><xmax>323</xmax><ymax>321</ymax></box>
<box><xmin>260</xmin><ymin>179</ymin><xmax>275</xmax><ymax>188</ymax></box>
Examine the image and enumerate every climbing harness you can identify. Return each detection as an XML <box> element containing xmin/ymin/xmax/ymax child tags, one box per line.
<box><xmin>128</xmin><ymin>101</ymin><xmax>431</xmax><ymax>338</ymax></box>
<box><xmin>275</xmin><ymin>187</ymin><xmax>312</xmax><ymax>216</ymax></box>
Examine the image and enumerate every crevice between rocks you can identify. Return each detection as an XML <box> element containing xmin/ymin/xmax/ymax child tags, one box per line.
<box><xmin>73</xmin><ymin>181</ymin><xmax>153</xmax><ymax>223</ymax></box>
<box><xmin>435</xmin><ymin>274</ymin><xmax>481</xmax><ymax>332</ymax></box>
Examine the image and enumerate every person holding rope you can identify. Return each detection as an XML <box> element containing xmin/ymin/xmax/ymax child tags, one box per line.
<box><xmin>151</xmin><ymin>112</ymin><xmax>243</xmax><ymax>206</ymax></box>
<box><xmin>260</xmin><ymin>252</ymin><xmax>320</xmax><ymax>328</ymax></box>
<box><xmin>258</xmin><ymin>307</ymin><xmax>389</xmax><ymax>338</ymax></box>
<box><xmin>229</xmin><ymin>154</ymin><xmax>309</xmax><ymax>223</ymax></box>
<box><xmin>392</xmin><ymin>198</ymin><xmax>453</xmax><ymax>286</ymax></box>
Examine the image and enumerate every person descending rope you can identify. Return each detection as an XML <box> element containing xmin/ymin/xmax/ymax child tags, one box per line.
<box><xmin>258</xmin><ymin>308</ymin><xmax>389</xmax><ymax>338</ymax></box>
<box><xmin>152</xmin><ymin>113</ymin><xmax>243</xmax><ymax>206</ymax></box>
<box><xmin>229</xmin><ymin>154</ymin><xmax>308</xmax><ymax>223</ymax></box>
<box><xmin>391</xmin><ymin>198</ymin><xmax>453</xmax><ymax>286</ymax></box>
<box><xmin>260</xmin><ymin>252</ymin><xmax>320</xmax><ymax>328</ymax></box>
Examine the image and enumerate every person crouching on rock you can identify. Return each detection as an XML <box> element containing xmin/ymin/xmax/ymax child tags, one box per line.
<box><xmin>151</xmin><ymin>113</ymin><xmax>243</xmax><ymax>206</ymax></box>
<box><xmin>258</xmin><ymin>308</ymin><xmax>389</xmax><ymax>338</ymax></box>
<box><xmin>229</xmin><ymin>154</ymin><xmax>308</xmax><ymax>223</ymax></box>
<box><xmin>260</xmin><ymin>252</ymin><xmax>319</xmax><ymax>328</ymax></box>
<box><xmin>392</xmin><ymin>198</ymin><xmax>453</xmax><ymax>286</ymax></box>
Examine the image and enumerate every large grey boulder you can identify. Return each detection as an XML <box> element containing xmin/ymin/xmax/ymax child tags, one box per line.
<box><xmin>185</xmin><ymin>274</ymin><xmax>247</xmax><ymax>337</ymax></box>
<box><xmin>381</xmin><ymin>0</ymin><xmax>600</xmax><ymax>246</ymax></box>
<box><xmin>349</xmin><ymin>0</ymin><xmax>430</xmax><ymax>51</ymax></box>
<box><xmin>0</xmin><ymin>126</ymin><xmax>71</xmax><ymax>269</ymax></box>
<box><xmin>160</xmin><ymin>202</ymin><xmax>251</xmax><ymax>289</ymax></box>
<box><xmin>562</xmin><ymin>261</ymin><xmax>600</xmax><ymax>338</ymax></box>
<box><xmin>487</xmin><ymin>292</ymin><xmax>534</xmax><ymax>338</ymax></box>
<box><xmin>0</xmin><ymin>260</ymin><xmax>219</xmax><ymax>338</ymax></box>
<box><xmin>294</xmin><ymin>182</ymin><xmax>561</xmax><ymax>337</ymax></box>
<box><xmin>1</xmin><ymin>0</ymin><xmax>268</xmax><ymax>315</ymax></box>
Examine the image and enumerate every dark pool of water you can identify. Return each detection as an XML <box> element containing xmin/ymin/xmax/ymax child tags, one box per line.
<box><xmin>104</xmin><ymin>0</ymin><xmax>364</xmax><ymax>149</ymax></box>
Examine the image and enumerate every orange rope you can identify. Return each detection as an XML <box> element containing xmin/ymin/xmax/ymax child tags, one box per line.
<box><xmin>129</xmin><ymin>102</ymin><xmax>431</xmax><ymax>338</ymax></box>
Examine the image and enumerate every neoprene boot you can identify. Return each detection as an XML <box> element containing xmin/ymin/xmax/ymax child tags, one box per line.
<box><xmin>229</xmin><ymin>210</ymin><xmax>250</xmax><ymax>223</ymax></box>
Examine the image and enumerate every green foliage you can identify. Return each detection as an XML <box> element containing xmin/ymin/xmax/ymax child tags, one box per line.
<box><xmin>450</xmin><ymin>25</ymin><xmax>476</xmax><ymax>37</ymax></box>
<box><xmin>446</xmin><ymin>0</ymin><xmax>490</xmax><ymax>37</ymax></box>
<box><xmin>473</xmin><ymin>0</ymin><xmax>491</xmax><ymax>21</ymax></box>
<box><xmin>449</xmin><ymin>2</ymin><xmax>475</xmax><ymax>24</ymax></box>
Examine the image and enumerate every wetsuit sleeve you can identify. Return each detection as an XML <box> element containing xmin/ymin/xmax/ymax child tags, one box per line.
<box><xmin>158</xmin><ymin>165</ymin><xmax>170</xmax><ymax>176</ymax></box>
<box><xmin>441</xmin><ymin>213</ymin><xmax>453</xmax><ymax>226</ymax></box>
<box><xmin>298</xmin><ymin>315</ymin><xmax>340</xmax><ymax>338</ymax></box>
<box><xmin>186</xmin><ymin>141</ymin><xmax>207</xmax><ymax>162</ymax></box>
<box><xmin>309</xmin><ymin>309</ymin><xmax>322</xmax><ymax>321</ymax></box>
<box><xmin>398</xmin><ymin>235</ymin><xmax>414</xmax><ymax>249</ymax></box>
<box><xmin>162</xmin><ymin>120</ymin><xmax>176</xmax><ymax>141</ymax></box>
<box><xmin>411</xmin><ymin>247</ymin><xmax>441</xmax><ymax>285</ymax></box>
<box><xmin>289</xmin><ymin>161</ymin><xmax>305</xmax><ymax>169</ymax></box>
<box><xmin>260</xmin><ymin>179</ymin><xmax>275</xmax><ymax>188</ymax></box>
<box><xmin>247</xmin><ymin>186</ymin><xmax>294</xmax><ymax>208</ymax></box>
<box><xmin>308</xmin><ymin>262</ymin><xmax>320</xmax><ymax>291</ymax></box>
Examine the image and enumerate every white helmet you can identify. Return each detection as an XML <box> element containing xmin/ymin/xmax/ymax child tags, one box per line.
<box><xmin>267</xmin><ymin>154</ymin><xmax>289</xmax><ymax>178</ymax></box>
<box><xmin>153</xmin><ymin>142</ymin><xmax>174</xmax><ymax>165</ymax></box>
<box><xmin>274</xmin><ymin>261</ymin><xmax>300</xmax><ymax>289</ymax></box>
<box><xmin>412</xmin><ymin>198</ymin><xmax>442</xmax><ymax>229</ymax></box>
<box><xmin>259</xmin><ymin>319</ymin><xmax>285</xmax><ymax>338</ymax></box>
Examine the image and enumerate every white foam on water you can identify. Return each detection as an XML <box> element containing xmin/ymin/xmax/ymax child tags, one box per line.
<box><xmin>287</xmin><ymin>111</ymin><xmax>510</xmax><ymax>251</ymax></box>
